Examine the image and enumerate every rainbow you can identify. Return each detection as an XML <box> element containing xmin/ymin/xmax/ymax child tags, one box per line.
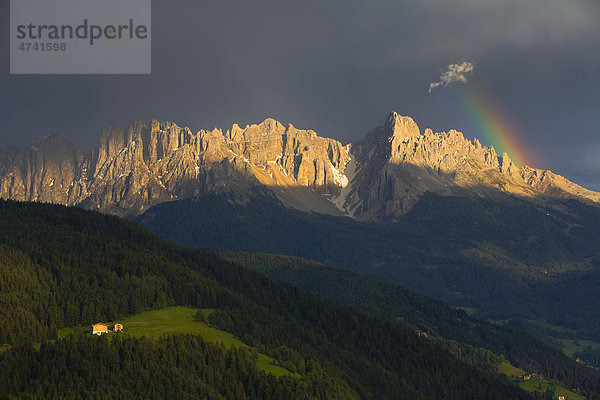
<box><xmin>456</xmin><ymin>85</ymin><xmax>533</xmax><ymax>168</ymax></box>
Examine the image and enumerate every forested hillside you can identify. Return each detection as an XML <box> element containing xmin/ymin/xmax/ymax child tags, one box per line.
<box><xmin>137</xmin><ymin>193</ymin><xmax>600</xmax><ymax>343</ymax></box>
<box><xmin>220</xmin><ymin>251</ymin><xmax>600</xmax><ymax>396</ymax></box>
<box><xmin>0</xmin><ymin>199</ymin><xmax>543</xmax><ymax>399</ymax></box>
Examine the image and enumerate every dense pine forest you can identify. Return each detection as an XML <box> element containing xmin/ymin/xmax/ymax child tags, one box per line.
<box><xmin>0</xmin><ymin>335</ymin><xmax>356</xmax><ymax>400</ymax></box>
<box><xmin>0</xmin><ymin>199</ymin><xmax>550</xmax><ymax>399</ymax></box>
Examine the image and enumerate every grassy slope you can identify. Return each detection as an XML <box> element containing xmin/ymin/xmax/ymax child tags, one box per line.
<box><xmin>562</xmin><ymin>339</ymin><xmax>600</xmax><ymax>358</ymax></box>
<box><xmin>498</xmin><ymin>361</ymin><xmax>585</xmax><ymax>400</ymax></box>
<box><xmin>59</xmin><ymin>306</ymin><xmax>293</xmax><ymax>377</ymax></box>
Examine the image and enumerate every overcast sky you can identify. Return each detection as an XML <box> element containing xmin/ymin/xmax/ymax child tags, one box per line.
<box><xmin>1</xmin><ymin>0</ymin><xmax>599</xmax><ymax>189</ymax></box>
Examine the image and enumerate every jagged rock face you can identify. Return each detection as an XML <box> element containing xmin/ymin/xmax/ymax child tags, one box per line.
<box><xmin>339</xmin><ymin>113</ymin><xmax>503</xmax><ymax>220</ymax></box>
<box><xmin>518</xmin><ymin>167</ymin><xmax>600</xmax><ymax>202</ymax></box>
<box><xmin>224</xmin><ymin>118</ymin><xmax>349</xmax><ymax>190</ymax></box>
<box><xmin>335</xmin><ymin>112</ymin><xmax>599</xmax><ymax>220</ymax></box>
<box><xmin>0</xmin><ymin>118</ymin><xmax>349</xmax><ymax>215</ymax></box>
<box><xmin>0</xmin><ymin>135</ymin><xmax>87</xmax><ymax>205</ymax></box>
<box><xmin>0</xmin><ymin>111</ymin><xmax>598</xmax><ymax>218</ymax></box>
<box><xmin>0</xmin><ymin>146</ymin><xmax>19</xmax><ymax>176</ymax></box>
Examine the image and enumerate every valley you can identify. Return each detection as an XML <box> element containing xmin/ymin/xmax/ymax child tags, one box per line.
<box><xmin>138</xmin><ymin>192</ymin><xmax>600</xmax><ymax>347</ymax></box>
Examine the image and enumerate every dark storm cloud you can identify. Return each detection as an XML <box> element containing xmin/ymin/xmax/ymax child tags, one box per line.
<box><xmin>1</xmin><ymin>0</ymin><xmax>599</xmax><ymax>188</ymax></box>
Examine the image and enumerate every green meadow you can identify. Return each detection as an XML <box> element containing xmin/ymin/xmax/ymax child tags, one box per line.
<box><xmin>59</xmin><ymin>306</ymin><xmax>294</xmax><ymax>377</ymax></box>
<box><xmin>497</xmin><ymin>360</ymin><xmax>585</xmax><ymax>400</ymax></box>
<box><xmin>561</xmin><ymin>338</ymin><xmax>600</xmax><ymax>358</ymax></box>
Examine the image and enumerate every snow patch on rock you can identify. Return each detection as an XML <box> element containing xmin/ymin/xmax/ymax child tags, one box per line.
<box><xmin>332</xmin><ymin>146</ymin><xmax>359</xmax><ymax>216</ymax></box>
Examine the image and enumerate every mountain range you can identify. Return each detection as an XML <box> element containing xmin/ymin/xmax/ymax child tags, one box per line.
<box><xmin>1</xmin><ymin>112</ymin><xmax>598</xmax><ymax>219</ymax></box>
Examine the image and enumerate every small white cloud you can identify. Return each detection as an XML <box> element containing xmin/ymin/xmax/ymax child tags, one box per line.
<box><xmin>428</xmin><ymin>61</ymin><xmax>474</xmax><ymax>93</ymax></box>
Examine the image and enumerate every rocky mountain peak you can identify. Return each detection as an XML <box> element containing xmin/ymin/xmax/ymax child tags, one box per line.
<box><xmin>0</xmin><ymin>133</ymin><xmax>86</xmax><ymax>206</ymax></box>
<box><xmin>500</xmin><ymin>152</ymin><xmax>516</xmax><ymax>175</ymax></box>
<box><xmin>25</xmin><ymin>133</ymin><xmax>82</xmax><ymax>162</ymax></box>
<box><xmin>385</xmin><ymin>112</ymin><xmax>421</xmax><ymax>140</ymax></box>
<box><xmin>353</xmin><ymin>112</ymin><xmax>418</xmax><ymax>166</ymax></box>
<box><xmin>335</xmin><ymin>112</ymin><xmax>600</xmax><ymax>220</ymax></box>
